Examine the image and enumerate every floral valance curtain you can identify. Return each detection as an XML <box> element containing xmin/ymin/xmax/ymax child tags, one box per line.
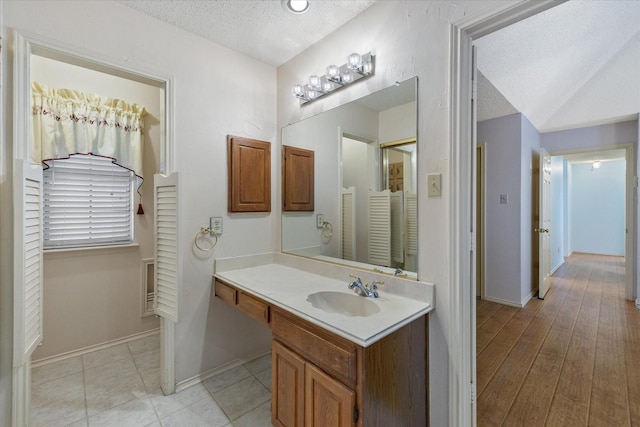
<box><xmin>31</xmin><ymin>81</ymin><xmax>146</xmax><ymax>181</ymax></box>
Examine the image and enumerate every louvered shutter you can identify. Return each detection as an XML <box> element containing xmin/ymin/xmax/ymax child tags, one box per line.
<box><xmin>13</xmin><ymin>161</ymin><xmax>44</xmax><ymax>365</ymax></box>
<box><xmin>154</xmin><ymin>173</ymin><xmax>179</xmax><ymax>322</ymax></box>
<box><xmin>390</xmin><ymin>191</ymin><xmax>404</xmax><ymax>263</ymax></box>
<box><xmin>368</xmin><ymin>189</ymin><xmax>391</xmax><ymax>266</ymax></box>
<box><xmin>341</xmin><ymin>187</ymin><xmax>356</xmax><ymax>261</ymax></box>
<box><xmin>405</xmin><ymin>192</ymin><xmax>418</xmax><ymax>256</ymax></box>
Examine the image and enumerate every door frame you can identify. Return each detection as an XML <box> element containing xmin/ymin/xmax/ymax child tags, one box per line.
<box><xmin>449</xmin><ymin>2</ymin><xmax>566</xmax><ymax>425</ymax></box>
<box><xmin>10</xmin><ymin>29</ymin><xmax>176</xmax><ymax>422</ymax></box>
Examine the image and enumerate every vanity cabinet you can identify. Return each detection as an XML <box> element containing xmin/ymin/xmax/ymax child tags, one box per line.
<box><xmin>214</xmin><ymin>279</ymin><xmax>270</xmax><ymax>325</ymax></box>
<box><xmin>214</xmin><ymin>278</ymin><xmax>428</xmax><ymax>427</ymax></box>
<box><xmin>272</xmin><ymin>308</ymin><xmax>358</xmax><ymax>427</ymax></box>
<box><xmin>271</xmin><ymin>306</ymin><xmax>427</xmax><ymax>427</ymax></box>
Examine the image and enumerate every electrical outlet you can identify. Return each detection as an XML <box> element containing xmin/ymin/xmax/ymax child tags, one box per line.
<box><xmin>210</xmin><ymin>216</ymin><xmax>223</xmax><ymax>235</ymax></box>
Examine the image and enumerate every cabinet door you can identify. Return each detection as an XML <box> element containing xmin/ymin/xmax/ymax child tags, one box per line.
<box><xmin>273</xmin><ymin>341</ymin><xmax>305</xmax><ymax>427</ymax></box>
<box><xmin>282</xmin><ymin>145</ymin><xmax>314</xmax><ymax>211</ymax></box>
<box><xmin>305</xmin><ymin>363</ymin><xmax>356</xmax><ymax>427</ymax></box>
<box><xmin>227</xmin><ymin>135</ymin><xmax>271</xmax><ymax>212</ymax></box>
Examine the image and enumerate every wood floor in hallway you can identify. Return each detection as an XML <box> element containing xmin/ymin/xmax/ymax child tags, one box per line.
<box><xmin>476</xmin><ymin>253</ymin><xmax>640</xmax><ymax>427</ymax></box>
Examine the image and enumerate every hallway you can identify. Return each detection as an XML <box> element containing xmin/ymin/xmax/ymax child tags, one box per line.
<box><xmin>477</xmin><ymin>253</ymin><xmax>639</xmax><ymax>426</ymax></box>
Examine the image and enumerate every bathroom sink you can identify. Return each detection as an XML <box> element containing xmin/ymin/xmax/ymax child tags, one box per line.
<box><xmin>306</xmin><ymin>291</ymin><xmax>380</xmax><ymax>317</ymax></box>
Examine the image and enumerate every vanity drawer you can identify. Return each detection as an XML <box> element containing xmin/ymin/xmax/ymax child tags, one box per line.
<box><xmin>271</xmin><ymin>307</ymin><xmax>357</xmax><ymax>387</ymax></box>
<box><xmin>214</xmin><ymin>280</ymin><xmax>237</xmax><ymax>305</ymax></box>
<box><xmin>237</xmin><ymin>291</ymin><xmax>270</xmax><ymax>325</ymax></box>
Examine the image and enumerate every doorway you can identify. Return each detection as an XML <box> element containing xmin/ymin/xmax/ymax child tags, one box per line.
<box><xmin>451</xmin><ymin>3</ymin><xmax>638</xmax><ymax>426</ymax></box>
<box><xmin>11</xmin><ymin>31</ymin><xmax>175</xmax><ymax>424</ymax></box>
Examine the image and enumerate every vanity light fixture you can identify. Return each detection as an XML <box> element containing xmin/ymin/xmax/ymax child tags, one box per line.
<box><xmin>282</xmin><ymin>0</ymin><xmax>309</xmax><ymax>14</ymax></box>
<box><xmin>592</xmin><ymin>160</ymin><xmax>601</xmax><ymax>169</ymax></box>
<box><xmin>292</xmin><ymin>51</ymin><xmax>376</xmax><ymax>104</ymax></box>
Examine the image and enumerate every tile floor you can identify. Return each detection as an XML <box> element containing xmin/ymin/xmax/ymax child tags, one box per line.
<box><xmin>31</xmin><ymin>334</ymin><xmax>273</xmax><ymax>427</ymax></box>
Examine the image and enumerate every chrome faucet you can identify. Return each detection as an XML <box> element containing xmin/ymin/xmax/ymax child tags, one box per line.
<box><xmin>348</xmin><ymin>275</ymin><xmax>384</xmax><ymax>298</ymax></box>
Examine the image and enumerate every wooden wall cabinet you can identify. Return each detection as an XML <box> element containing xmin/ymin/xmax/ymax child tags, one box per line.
<box><xmin>227</xmin><ymin>135</ymin><xmax>271</xmax><ymax>212</ymax></box>
<box><xmin>282</xmin><ymin>145</ymin><xmax>314</xmax><ymax>212</ymax></box>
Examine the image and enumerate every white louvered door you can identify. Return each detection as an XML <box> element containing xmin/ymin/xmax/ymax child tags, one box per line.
<box><xmin>390</xmin><ymin>191</ymin><xmax>404</xmax><ymax>264</ymax></box>
<box><xmin>405</xmin><ymin>192</ymin><xmax>418</xmax><ymax>257</ymax></box>
<box><xmin>341</xmin><ymin>187</ymin><xmax>356</xmax><ymax>261</ymax></box>
<box><xmin>368</xmin><ymin>189</ymin><xmax>391</xmax><ymax>266</ymax></box>
<box><xmin>13</xmin><ymin>161</ymin><xmax>44</xmax><ymax>366</ymax></box>
<box><xmin>154</xmin><ymin>173</ymin><xmax>179</xmax><ymax>323</ymax></box>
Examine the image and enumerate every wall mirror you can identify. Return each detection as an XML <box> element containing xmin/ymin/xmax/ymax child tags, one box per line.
<box><xmin>281</xmin><ymin>77</ymin><xmax>418</xmax><ymax>279</ymax></box>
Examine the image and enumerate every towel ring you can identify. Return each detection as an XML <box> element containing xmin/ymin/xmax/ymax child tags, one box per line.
<box><xmin>194</xmin><ymin>227</ymin><xmax>218</xmax><ymax>252</ymax></box>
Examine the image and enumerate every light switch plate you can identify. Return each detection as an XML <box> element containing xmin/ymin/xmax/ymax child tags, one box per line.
<box><xmin>500</xmin><ymin>194</ymin><xmax>509</xmax><ymax>204</ymax></box>
<box><xmin>316</xmin><ymin>214</ymin><xmax>325</xmax><ymax>228</ymax></box>
<box><xmin>427</xmin><ymin>173</ymin><xmax>441</xmax><ymax>197</ymax></box>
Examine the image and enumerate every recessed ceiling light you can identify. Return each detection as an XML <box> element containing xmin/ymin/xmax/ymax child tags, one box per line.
<box><xmin>282</xmin><ymin>0</ymin><xmax>309</xmax><ymax>14</ymax></box>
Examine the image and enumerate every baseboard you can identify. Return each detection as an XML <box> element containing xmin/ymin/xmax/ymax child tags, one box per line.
<box><xmin>520</xmin><ymin>291</ymin><xmax>535</xmax><ymax>307</ymax></box>
<box><xmin>32</xmin><ymin>328</ymin><xmax>160</xmax><ymax>368</ymax></box>
<box><xmin>550</xmin><ymin>260</ymin><xmax>564</xmax><ymax>275</ymax></box>
<box><xmin>175</xmin><ymin>349</ymin><xmax>271</xmax><ymax>394</ymax></box>
<box><xmin>483</xmin><ymin>295</ymin><xmax>525</xmax><ymax>308</ymax></box>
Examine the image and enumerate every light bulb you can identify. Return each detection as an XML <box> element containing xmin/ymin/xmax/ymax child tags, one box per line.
<box><xmin>362</xmin><ymin>59</ymin><xmax>372</xmax><ymax>74</ymax></box>
<box><xmin>309</xmin><ymin>75</ymin><xmax>321</xmax><ymax>88</ymax></box>
<box><xmin>326</xmin><ymin>65</ymin><xmax>339</xmax><ymax>80</ymax></box>
<box><xmin>306</xmin><ymin>89</ymin><xmax>317</xmax><ymax>99</ymax></box>
<box><xmin>348</xmin><ymin>53</ymin><xmax>362</xmax><ymax>70</ymax></box>
<box><xmin>292</xmin><ymin>84</ymin><xmax>305</xmax><ymax>97</ymax></box>
<box><xmin>322</xmin><ymin>81</ymin><xmax>333</xmax><ymax>92</ymax></box>
<box><xmin>341</xmin><ymin>70</ymin><xmax>353</xmax><ymax>83</ymax></box>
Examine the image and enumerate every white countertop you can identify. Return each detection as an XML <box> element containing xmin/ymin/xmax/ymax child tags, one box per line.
<box><xmin>214</xmin><ymin>262</ymin><xmax>432</xmax><ymax>347</ymax></box>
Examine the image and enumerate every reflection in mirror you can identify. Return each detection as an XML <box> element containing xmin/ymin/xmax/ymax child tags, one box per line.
<box><xmin>282</xmin><ymin>77</ymin><xmax>417</xmax><ymax>279</ymax></box>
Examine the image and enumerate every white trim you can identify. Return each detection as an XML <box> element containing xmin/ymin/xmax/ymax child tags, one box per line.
<box><xmin>141</xmin><ymin>258</ymin><xmax>155</xmax><ymax>318</ymax></box>
<box><xmin>550</xmin><ymin>260</ymin><xmax>564</xmax><ymax>276</ymax></box>
<box><xmin>449</xmin><ymin>2</ymin><xmax>563</xmax><ymax>426</ymax></box>
<box><xmin>175</xmin><ymin>350</ymin><xmax>271</xmax><ymax>393</ymax></box>
<box><xmin>482</xmin><ymin>296</ymin><xmax>528</xmax><ymax>309</ymax></box>
<box><xmin>31</xmin><ymin>329</ymin><xmax>160</xmax><ymax>368</ymax></box>
<box><xmin>160</xmin><ymin>318</ymin><xmax>175</xmax><ymax>395</ymax></box>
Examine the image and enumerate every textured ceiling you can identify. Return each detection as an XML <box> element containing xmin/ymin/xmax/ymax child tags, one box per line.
<box><xmin>117</xmin><ymin>0</ymin><xmax>376</xmax><ymax>66</ymax></box>
<box><xmin>118</xmin><ymin>0</ymin><xmax>638</xmax><ymax>134</ymax></box>
<box><xmin>476</xmin><ymin>0</ymin><xmax>640</xmax><ymax>133</ymax></box>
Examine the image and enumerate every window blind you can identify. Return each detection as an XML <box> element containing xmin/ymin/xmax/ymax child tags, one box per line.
<box><xmin>43</xmin><ymin>154</ymin><xmax>134</xmax><ymax>249</ymax></box>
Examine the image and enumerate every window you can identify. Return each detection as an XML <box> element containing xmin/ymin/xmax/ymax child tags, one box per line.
<box><xmin>43</xmin><ymin>154</ymin><xmax>135</xmax><ymax>249</ymax></box>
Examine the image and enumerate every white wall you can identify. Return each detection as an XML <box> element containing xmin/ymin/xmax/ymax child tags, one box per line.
<box><xmin>520</xmin><ymin>115</ymin><xmax>539</xmax><ymax>302</ymax></box>
<box><xmin>570</xmin><ymin>160</ymin><xmax>626</xmax><ymax>255</ymax></box>
<box><xmin>277</xmin><ymin>3</ymin><xmax>507</xmax><ymax>424</ymax></box>
<box><xmin>3</xmin><ymin>0</ymin><xmax>277</xmax><ymax>388</ymax></box>
<box><xmin>542</xmin><ymin>120</ymin><xmax>637</xmax><ymax>152</ymax></box>
<box><xmin>477</xmin><ymin>113</ymin><xmax>524</xmax><ymax>305</ymax></box>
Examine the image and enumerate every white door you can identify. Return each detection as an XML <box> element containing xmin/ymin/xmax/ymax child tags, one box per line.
<box><xmin>13</xmin><ymin>161</ymin><xmax>44</xmax><ymax>426</ymax></box>
<box><xmin>154</xmin><ymin>172</ymin><xmax>180</xmax><ymax>395</ymax></box>
<box><xmin>538</xmin><ymin>148</ymin><xmax>552</xmax><ymax>298</ymax></box>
